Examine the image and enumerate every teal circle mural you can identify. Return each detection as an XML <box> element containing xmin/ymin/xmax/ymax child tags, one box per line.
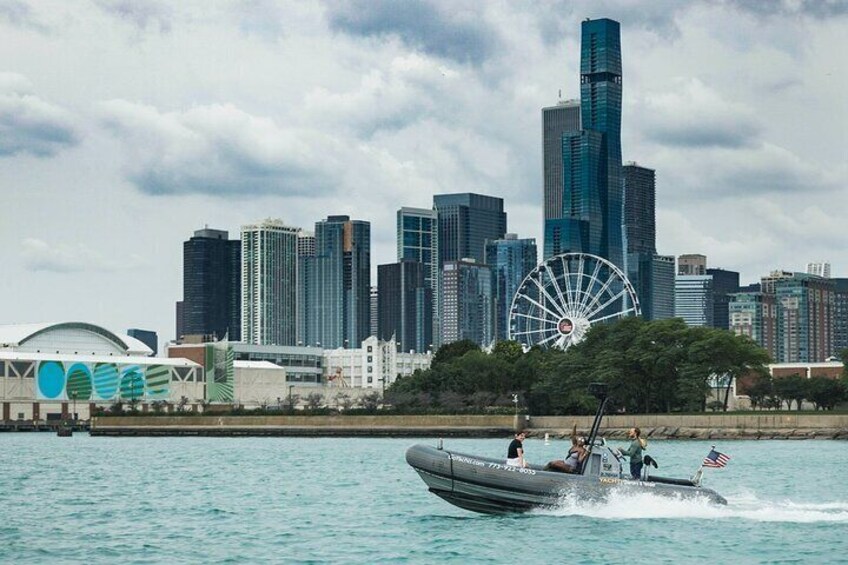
<box><xmin>37</xmin><ymin>361</ymin><xmax>65</xmax><ymax>399</ymax></box>
<box><xmin>120</xmin><ymin>368</ymin><xmax>145</xmax><ymax>400</ymax></box>
<box><xmin>93</xmin><ymin>363</ymin><xmax>119</xmax><ymax>400</ymax></box>
<box><xmin>66</xmin><ymin>363</ymin><xmax>93</xmax><ymax>401</ymax></box>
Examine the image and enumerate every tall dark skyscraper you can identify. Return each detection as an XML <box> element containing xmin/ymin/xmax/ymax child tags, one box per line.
<box><xmin>543</xmin><ymin>18</ymin><xmax>623</xmax><ymax>268</ymax></box>
<box><xmin>543</xmin><ymin>100</ymin><xmax>581</xmax><ymax>222</ymax></box>
<box><xmin>178</xmin><ymin>228</ymin><xmax>241</xmax><ymax>341</ymax></box>
<box><xmin>707</xmin><ymin>268</ymin><xmax>740</xmax><ymax>330</ymax></box>
<box><xmin>378</xmin><ymin>260</ymin><xmax>433</xmax><ymax>353</ymax></box>
<box><xmin>623</xmin><ymin>163</ymin><xmax>656</xmax><ymax>255</ymax></box>
<box><xmin>433</xmin><ymin>193</ymin><xmax>507</xmax><ymax>266</ymax></box>
<box><xmin>302</xmin><ymin>216</ymin><xmax>371</xmax><ymax>348</ymax></box>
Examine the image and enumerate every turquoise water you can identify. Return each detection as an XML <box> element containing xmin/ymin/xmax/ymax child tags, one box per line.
<box><xmin>1</xmin><ymin>434</ymin><xmax>846</xmax><ymax>564</ymax></box>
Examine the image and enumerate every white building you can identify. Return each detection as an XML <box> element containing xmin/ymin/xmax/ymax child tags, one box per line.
<box><xmin>241</xmin><ymin>219</ymin><xmax>299</xmax><ymax>346</ymax></box>
<box><xmin>806</xmin><ymin>262</ymin><xmax>831</xmax><ymax>279</ymax></box>
<box><xmin>323</xmin><ymin>336</ymin><xmax>432</xmax><ymax>390</ymax></box>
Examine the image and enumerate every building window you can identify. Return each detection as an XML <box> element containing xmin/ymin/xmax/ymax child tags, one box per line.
<box><xmin>367</xmin><ymin>356</ymin><xmax>372</xmax><ymax>363</ymax></box>
<box><xmin>367</xmin><ymin>346</ymin><xmax>372</xmax><ymax>352</ymax></box>
<box><xmin>367</xmin><ymin>367</ymin><xmax>373</xmax><ymax>373</ymax></box>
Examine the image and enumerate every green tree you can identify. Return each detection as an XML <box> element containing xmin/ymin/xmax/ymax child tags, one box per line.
<box><xmin>746</xmin><ymin>374</ymin><xmax>774</xmax><ymax>410</ymax></box>
<box><xmin>431</xmin><ymin>340</ymin><xmax>480</xmax><ymax>366</ymax></box>
<box><xmin>805</xmin><ymin>376</ymin><xmax>845</xmax><ymax>410</ymax></box>
<box><xmin>773</xmin><ymin>374</ymin><xmax>807</xmax><ymax>410</ymax></box>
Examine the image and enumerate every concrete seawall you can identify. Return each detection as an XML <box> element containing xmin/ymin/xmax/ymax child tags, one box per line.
<box><xmin>89</xmin><ymin>413</ymin><xmax>848</xmax><ymax>439</ymax></box>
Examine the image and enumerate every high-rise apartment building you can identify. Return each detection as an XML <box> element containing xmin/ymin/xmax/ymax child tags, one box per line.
<box><xmin>833</xmin><ymin>278</ymin><xmax>848</xmax><ymax>354</ymax></box>
<box><xmin>241</xmin><ymin>220</ymin><xmax>298</xmax><ymax>346</ymax></box>
<box><xmin>543</xmin><ymin>100</ymin><xmax>581</xmax><ymax>222</ymax></box>
<box><xmin>179</xmin><ymin>228</ymin><xmax>241</xmax><ymax>342</ymax></box>
<box><xmin>370</xmin><ymin>286</ymin><xmax>379</xmax><ymax>338</ymax></box>
<box><xmin>296</xmin><ymin>230</ymin><xmax>316</xmax><ymax>344</ymax></box>
<box><xmin>301</xmin><ymin>216</ymin><xmax>371</xmax><ymax>349</ymax></box>
<box><xmin>485</xmin><ymin>234</ymin><xmax>537</xmax><ymax>342</ymax></box>
<box><xmin>770</xmin><ymin>272</ymin><xmax>833</xmax><ymax>363</ymax></box>
<box><xmin>675</xmin><ymin>275</ymin><xmax>714</xmax><ymax>327</ymax></box>
<box><xmin>730</xmin><ymin>291</ymin><xmax>777</xmax><ymax>358</ymax></box>
<box><xmin>678</xmin><ymin>254</ymin><xmax>707</xmax><ymax>276</ymax></box>
<box><xmin>806</xmin><ymin>262</ymin><xmax>831</xmax><ymax>279</ymax></box>
<box><xmin>441</xmin><ymin>259</ymin><xmax>493</xmax><ymax>347</ymax></box>
<box><xmin>706</xmin><ymin>268</ymin><xmax>740</xmax><ymax>330</ymax></box>
<box><xmin>378</xmin><ymin>260</ymin><xmax>433</xmax><ymax>353</ymax></box>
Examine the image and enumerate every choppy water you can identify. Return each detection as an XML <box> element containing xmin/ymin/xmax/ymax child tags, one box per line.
<box><xmin>1</xmin><ymin>434</ymin><xmax>846</xmax><ymax>564</ymax></box>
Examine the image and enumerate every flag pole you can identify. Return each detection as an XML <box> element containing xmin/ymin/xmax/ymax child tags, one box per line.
<box><xmin>691</xmin><ymin>444</ymin><xmax>714</xmax><ymax>486</ymax></box>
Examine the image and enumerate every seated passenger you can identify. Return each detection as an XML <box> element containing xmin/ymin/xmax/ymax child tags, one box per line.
<box><xmin>544</xmin><ymin>436</ymin><xmax>587</xmax><ymax>474</ymax></box>
<box><xmin>506</xmin><ymin>430</ymin><xmax>528</xmax><ymax>467</ymax></box>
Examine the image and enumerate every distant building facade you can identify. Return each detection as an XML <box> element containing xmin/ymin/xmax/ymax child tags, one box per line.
<box><xmin>834</xmin><ymin>278</ymin><xmax>848</xmax><ymax>355</ymax></box>
<box><xmin>441</xmin><ymin>259</ymin><xmax>493</xmax><ymax>347</ymax></box>
<box><xmin>806</xmin><ymin>262</ymin><xmax>831</xmax><ymax>279</ymax></box>
<box><xmin>542</xmin><ymin>99</ymin><xmax>581</xmax><ymax>226</ymax></box>
<box><xmin>678</xmin><ymin>254</ymin><xmax>707</xmax><ymax>276</ymax></box>
<box><xmin>127</xmin><ymin>329</ymin><xmax>158</xmax><ymax>355</ymax></box>
<box><xmin>675</xmin><ymin>275</ymin><xmax>714</xmax><ymax>327</ymax></box>
<box><xmin>241</xmin><ymin>220</ymin><xmax>299</xmax><ymax>346</ymax></box>
<box><xmin>433</xmin><ymin>193</ymin><xmax>506</xmax><ymax>266</ymax></box>
<box><xmin>485</xmin><ymin>234</ymin><xmax>537</xmax><ymax>342</ymax></box>
<box><xmin>179</xmin><ymin>228</ymin><xmax>241</xmax><ymax>342</ymax></box>
<box><xmin>730</xmin><ymin>291</ymin><xmax>777</xmax><ymax>358</ymax></box>
<box><xmin>706</xmin><ymin>268</ymin><xmax>740</xmax><ymax>330</ymax></box>
<box><xmin>377</xmin><ymin>260</ymin><xmax>433</xmax><ymax>353</ymax></box>
<box><xmin>397</xmin><ymin>207</ymin><xmax>439</xmax><ymax>344</ymax></box>
<box><xmin>771</xmin><ymin>272</ymin><xmax>834</xmax><ymax>363</ymax></box>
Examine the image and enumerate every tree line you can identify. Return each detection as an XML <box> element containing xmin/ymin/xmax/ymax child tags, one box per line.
<box><xmin>386</xmin><ymin>317</ymin><xmax>804</xmax><ymax>415</ymax></box>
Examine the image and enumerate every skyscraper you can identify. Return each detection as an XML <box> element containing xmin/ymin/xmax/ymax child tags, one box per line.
<box><xmin>397</xmin><ymin>207</ymin><xmax>439</xmax><ymax>343</ymax></box>
<box><xmin>179</xmin><ymin>228</ymin><xmax>241</xmax><ymax>342</ymax></box>
<box><xmin>441</xmin><ymin>259</ymin><xmax>493</xmax><ymax>347</ymax></box>
<box><xmin>623</xmin><ymin>163</ymin><xmax>656</xmax><ymax>255</ymax></box>
<box><xmin>730</xmin><ymin>291</ymin><xmax>777</xmax><ymax>358</ymax></box>
<box><xmin>769</xmin><ymin>272</ymin><xmax>834</xmax><ymax>362</ymax></box>
<box><xmin>296</xmin><ymin>230</ymin><xmax>316</xmax><ymax>345</ymax></box>
<box><xmin>485</xmin><ymin>234</ymin><xmax>537</xmax><ymax>342</ymax></box>
<box><xmin>706</xmin><ymin>268</ymin><xmax>740</xmax><ymax>330</ymax></box>
<box><xmin>302</xmin><ymin>216</ymin><xmax>371</xmax><ymax>349</ymax></box>
<box><xmin>378</xmin><ymin>260</ymin><xmax>433</xmax><ymax>353</ymax></box>
<box><xmin>833</xmin><ymin>278</ymin><xmax>848</xmax><ymax>354</ymax></box>
<box><xmin>433</xmin><ymin>193</ymin><xmax>507</xmax><ymax>266</ymax></box>
<box><xmin>543</xmin><ymin>99</ymin><xmax>581</xmax><ymax>222</ymax></box>
<box><xmin>806</xmin><ymin>262</ymin><xmax>831</xmax><ymax>279</ymax></box>
<box><xmin>631</xmin><ymin>254</ymin><xmax>675</xmax><ymax>321</ymax></box>
<box><xmin>675</xmin><ymin>275</ymin><xmax>714</xmax><ymax>327</ymax></box>
<box><xmin>542</xmin><ymin>18</ymin><xmax>623</xmax><ymax>268</ymax></box>
<box><xmin>241</xmin><ymin>220</ymin><xmax>298</xmax><ymax>346</ymax></box>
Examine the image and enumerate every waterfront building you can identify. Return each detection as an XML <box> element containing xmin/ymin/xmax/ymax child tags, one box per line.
<box><xmin>0</xmin><ymin>322</ymin><xmax>203</xmax><ymax>421</ymax></box>
<box><xmin>484</xmin><ymin>234</ymin><xmax>537</xmax><ymax>342</ymax></box>
<box><xmin>127</xmin><ymin>329</ymin><xmax>158</xmax><ymax>355</ymax></box>
<box><xmin>678</xmin><ymin>254</ymin><xmax>707</xmax><ymax>276</ymax></box>
<box><xmin>441</xmin><ymin>259</ymin><xmax>493</xmax><ymax>347</ymax></box>
<box><xmin>433</xmin><ymin>193</ymin><xmax>506</xmax><ymax>266</ymax></box>
<box><xmin>296</xmin><ymin>230</ymin><xmax>316</xmax><ymax>345</ymax></box>
<box><xmin>706</xmin><ymin>268</ymin><xmax>740</xmax><ymax>330</ymax></box>
<box><xmin>178</xmin><ymin>228</ymin><xmax>241</xmax><ymax>342</ymax></box>
<box><xmin>834</xmin><ymin>278</ymin><xmax>848</xmax><ymax>354</ymax></box>
<box><xmin>675</xmin><ymin>275</ymin><xmax>714</xmax><ymax>327</ymax></box>
<box><xmin>542</xmin><ymin>99</ymin><xmax>581</xmax><ymax>224</ymax></box>
<box><xmin>301</xmin><ymin>216</ymin><xmax>371</xmax><ymax>349</ymax></box>
<box><xmin>729</xmin><ymin>292</ymin><xmax>777</xmax><ymax>358</ymax></box>
<box><xmin>323</xmin><ymin>336</ymin><xmax>431</xmax><ymax>390</ymax></box>
<box><xmin>397</xmin><ymin>207</ymin><xmax>439</xmax><ymax>343</ymax></box>
<box><xmin>377</xmin><ymin>260</ymin><xmax>433</xmax><ymax>353</ymax></box>
<box><xmin>806</xmin><ymin>262</ymin><xmax>831</xmax><ymax>279</ymax></box>
<box><xmin>241</xmin><ymin>219</ymin><xmax>299</xmax><ymax>346</ymax></box>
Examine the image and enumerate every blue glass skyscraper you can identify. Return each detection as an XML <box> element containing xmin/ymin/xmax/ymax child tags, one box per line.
<box><xmin>543</xmin><ymin>18</ymin><xmax>623</xmax><ymax>269</ymax></box>
<box><xmin>485</xmin><ymin>235</ymin><xmax>537</xmax><ymax>342</ymax></box>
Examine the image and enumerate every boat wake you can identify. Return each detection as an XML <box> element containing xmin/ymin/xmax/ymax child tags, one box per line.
<box><xmin>535</xmin><ymin>489</ymin><xmax>848</xmax><ymax>523</ymax></box>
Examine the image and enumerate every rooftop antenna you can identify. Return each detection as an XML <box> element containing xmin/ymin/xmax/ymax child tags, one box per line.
<box><xmin>558</xmin><ymin>88</ymin><xmax>562</xmax><ymax>100</ymax></box>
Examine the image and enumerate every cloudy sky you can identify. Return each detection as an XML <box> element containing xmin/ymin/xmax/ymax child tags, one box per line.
<box><xmin>1</xmin><ymin>0</ymin><xmax>846</xmax><ymax>344</ymax></box>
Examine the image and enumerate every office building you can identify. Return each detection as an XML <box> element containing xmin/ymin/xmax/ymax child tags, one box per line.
<box><xmin>178</xmin><ymin>228</ymin><xmax>241</xmax><ymax>342</ymax></box>
<box><xmin>378</xmin><ymin>260</ymin><xmax>432</xmax><ymax>353</ymax></box>
<box><xmin>678</xmin><ymin>254</ymin><xmax>707</xmax><ymax>276</ymax></box>
<box><xmin>675</xmin><ymin>275</ymin><xmax>714</xmax><ymax>327</ymax></box>
<box><xmin>623</xmin><ymin>163</ymin><xmax>656</xmax><ymax>256</ymax></box>
<box><xmin>241</xmin><ymin>219</ymin><xmax>299</xmax><ymax>346</ymax></box>
<box><xmin>301</xmin><ymin>216</ymin><xmax>371</xmax><ymax>349</ymax></box>
<box><xmin>441</xmin><ymin>259</ymin><xmax>493</xmax><ymax>347</ymax></box>
<box><xmin>543</xmin><ymin>99</ymin><xmax>581</xmax><ymax>223</ymax></box>
<box><xmin>706</xmin><ymin>268</ymin><xmax>740</xmax><ymax>330</ymax></box>
<box><xmin>629</xmin><ymin>254</ymin><xmax>674</xmax><ymax>321</ymax></box>
<box><xmin>433</xmin><ymin>193</ymin><xmax>506</xmax><ymax>266</ymax></box>
<box><xmin>397</xmin><ymin>207</ymin><xmax>439</xmax><ymax>343</ymax></box>
<box><xmin>485</xmin><ymin>234</ymin><xmax>537</xmax><ymax>342</ymax></box>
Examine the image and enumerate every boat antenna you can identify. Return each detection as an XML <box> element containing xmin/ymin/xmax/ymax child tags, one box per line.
<box><xmin>586</xmin><ymin>383</ymin><xmax>609</xmax><ymax>447</ymax></box>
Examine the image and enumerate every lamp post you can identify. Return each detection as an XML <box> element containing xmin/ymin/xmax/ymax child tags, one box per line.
<box><xmin>288</xmin><ymin>385</ymin><xmax>295</xmax><ymax>412</ymax></box>
<box><xmin>71</xmin><ymin>391</ymin><xmax>78</xmax><ymax>422</ymax></box>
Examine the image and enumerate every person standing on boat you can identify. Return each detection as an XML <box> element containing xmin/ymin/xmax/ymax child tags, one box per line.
<box><xmin>506</xmin><ymin>430</ymin><xmax>527</xmax><ymax>467</ymax></box>
<box><xmin>619</xmin><ymin>427</ymin><xmax>645</xmax><ymax>479</ymax></box>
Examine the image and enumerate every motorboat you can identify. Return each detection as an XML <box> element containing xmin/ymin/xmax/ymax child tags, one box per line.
<box><xmin>406</xmin><ymin>384</ymin><xmax>727</xmax><ymax>514</ymax></box>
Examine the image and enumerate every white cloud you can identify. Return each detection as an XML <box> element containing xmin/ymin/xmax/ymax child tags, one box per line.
<box><xmin>20</xmin><ymin>238</ymin><xmax>145</xmax><ymax>273</ymax></box>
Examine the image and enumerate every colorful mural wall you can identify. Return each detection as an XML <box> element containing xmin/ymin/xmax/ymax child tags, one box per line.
<box><xmin>35</xmin><ymin>360</ymin><xmax>174</xmax><ymax>401</ymax></box>
<box><xmin>205</xmin><ymin>342</ymin><xmax>234</xmax><ymax>402</ymax></box>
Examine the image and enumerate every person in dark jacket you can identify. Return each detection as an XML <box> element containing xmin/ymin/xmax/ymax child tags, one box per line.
<box><xmin>506</xmin><ymin>430</ymin><xmax>527</xmax><ymax>467</ymax></box>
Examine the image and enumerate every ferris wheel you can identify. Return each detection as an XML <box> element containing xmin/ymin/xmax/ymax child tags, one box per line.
<box><xmin>508</xmin><ymin>253</ymin><xmax>640</xmax><ymax>350</ymax></box>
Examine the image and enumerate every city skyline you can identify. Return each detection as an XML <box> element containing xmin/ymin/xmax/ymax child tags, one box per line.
<box><xmin>2</xmin><ymin>2</ymin><xmax>846</xmax><ymax>343</ymax></box>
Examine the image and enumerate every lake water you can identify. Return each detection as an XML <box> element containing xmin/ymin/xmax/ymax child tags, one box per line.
<box><xmin>1</xmin><ymin>434</ymin><xmax>846</xmax><ymax>564</ymax></box>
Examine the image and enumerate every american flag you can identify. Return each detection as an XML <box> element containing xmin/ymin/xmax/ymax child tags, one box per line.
<box><xmin>703</xmin><ymin>449</ymin><xmax>730</xmax><ymax>468</ymax></box>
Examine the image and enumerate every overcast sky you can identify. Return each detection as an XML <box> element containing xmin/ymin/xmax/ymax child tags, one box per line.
<box><xmin>1</xmin><ymin>0</ymin><xmax>846</xmax><ymax>344</ymax></box>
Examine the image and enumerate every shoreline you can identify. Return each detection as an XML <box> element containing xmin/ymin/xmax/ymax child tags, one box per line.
<box><xmin>84</xmin><ymin>413</ymin><xmax>848</xmax><ymax>439</ymax></box>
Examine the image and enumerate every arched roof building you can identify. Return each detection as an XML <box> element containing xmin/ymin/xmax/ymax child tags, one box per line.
<box><xmin>0</xmin><ymin>322</ymin><xmax>153</xmax><ymax>357</ymax></box>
